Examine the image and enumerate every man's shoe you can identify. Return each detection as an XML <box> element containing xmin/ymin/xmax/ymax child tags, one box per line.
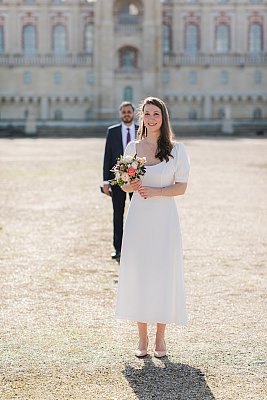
<box><xmin>111</xmin><ymin>251</ymin><xmax>121</xmax><ymax>260</ymax></box>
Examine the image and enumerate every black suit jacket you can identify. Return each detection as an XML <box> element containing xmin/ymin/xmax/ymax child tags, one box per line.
<box><xmin>103</xmin><ymin>123</ymin><xmax>138</xmax><ymax>182</ymax></box>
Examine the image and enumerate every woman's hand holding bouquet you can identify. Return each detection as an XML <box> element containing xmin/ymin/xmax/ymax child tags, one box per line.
<box><xmin>110</xmin><ymin>154</ymin><xmax>146</xmax><ymax>192</ymax></box>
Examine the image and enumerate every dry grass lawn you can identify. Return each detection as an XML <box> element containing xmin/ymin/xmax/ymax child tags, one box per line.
<box><xmin>0</xmin><ymin>137</ymin><xmax>266</xmax><ymax>400</ymax></box>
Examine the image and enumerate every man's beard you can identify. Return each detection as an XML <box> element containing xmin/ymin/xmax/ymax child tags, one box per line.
<box><xmin>122</xmin><ymin>116</ymin><xmax>134</xmax><ymax>124</ymax></box>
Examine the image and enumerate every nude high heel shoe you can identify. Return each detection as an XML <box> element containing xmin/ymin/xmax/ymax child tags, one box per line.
<box><xmin>154</xmin><ymin>339</ymin><xmax>166</xmax><ymax>358</ymax></box>
<box><xmin>135</xmin><ymin>337</ymin><xmax>149</xmax><ymax>357</ymax></box>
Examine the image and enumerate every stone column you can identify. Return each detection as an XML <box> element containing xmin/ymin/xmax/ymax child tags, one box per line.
<box><xmin>25</xmin><ymin>108</ymin><xmax>37</xmax><ymax>135</ymax></box>
<box><xmin>94</xmin><ymin>0</ymin><xmax>115</xmax><ymax>118</ymax></box>
<box><xmin>204</xmin><ymin>95</ymin><xmax>211</xmax><ymax>120</ymax></box>
<box><xmin>142</xmin><ymin>0</ymin><xmax>161</xmax><ymax>97</ymax></box>
<box><xmin>222</xmin><ymin>104</ymin><xmax>234</xmax><ymax>134</ymax></box>
<box><xmin>41</xmin><ymin>96</ymin><xmax>48</xmax><ymax>120</ymax></box>
<box><xmin>39</xmin><ymin>1</ymin><xmax>49</xmax><ymax>54</ymax></box>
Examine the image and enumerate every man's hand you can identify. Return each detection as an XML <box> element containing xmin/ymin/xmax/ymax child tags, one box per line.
<box><xmin>103</xmin><ymin>183</ymin><xmax>111</xmax><ymax>196</ymax></box>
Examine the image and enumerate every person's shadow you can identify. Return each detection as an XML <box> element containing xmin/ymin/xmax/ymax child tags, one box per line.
<box><xmin>123</xmin><ymin>356</ymin><xmax>216</xmax><ymax>400</ymax></box>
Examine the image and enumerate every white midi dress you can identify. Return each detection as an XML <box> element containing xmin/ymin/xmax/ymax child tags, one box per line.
<box><xmin>115</xmin><ymin>141</ymin><xmax>190</xmax><ymax>325</ymax></box>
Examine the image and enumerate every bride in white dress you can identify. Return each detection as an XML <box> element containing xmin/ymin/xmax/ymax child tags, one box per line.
<box><xmin>115</xmin><ymin>97</ymin><xmax>190</xmax><ymax>358</ymax></box>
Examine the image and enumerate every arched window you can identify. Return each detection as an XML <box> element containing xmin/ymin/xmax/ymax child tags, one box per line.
<box><xmin>53</xmin><ymin>24</ymin><xmax>67</xmax><ymax>55</ymax></box>
<box><xmin>249</xmin><ymin>23</ymin><xmax>262</xmax><ymax>53</ymax></box>
<box><xmin>23</xmin><ymin>25</ymin><xmax>37</xmax><ymax>55</ymax></box>
<box><xmin>119</xmin><ymin>47</ymin><xmax>138</xmax><ymax>68</ymax></box>
<box><xmin>189</xmin><ymin>109</ymin><xmax>198</xmax><ymax>120</ymax></box>
<box><xmin>124</xmin><ymin>86</ymin><xmax>133</xmax><ymax>102</ymax></box>
<box><xmin>0</xmin><ymin>26</ymin><xmax>4</xmax><ymax>53</ymax></box>
<box><xmin>185</xmin><ymin>24</ymin><xmax>199</xmax><ymax>54</ymax></box>
<box><xmin>216</xmin><ymin>24</ymin><xmax>230</xmax><ymax>53</ymax></box>
<box><xmin>118</xmin><ymin>2</ymin><xmax>140</xmax><ymax>25</ymax></box>
<box><xmin>253</xmin><ymin>108</ymin><xmax>262</xmax><ymax>119</ymax></box>
<box><xmin>54</xmin><ymin>109</ymin><xmax>63</xmax><ymax>120</ymax></box>
<box><xmin>162</xmin><ymin>24</ymin><xmax>171</xmax><ymax>54</ymax></box>
<box><xmin>84</xmin><ymin>23</ymin><xmax>94</xmax><ymax>53</ymax></box>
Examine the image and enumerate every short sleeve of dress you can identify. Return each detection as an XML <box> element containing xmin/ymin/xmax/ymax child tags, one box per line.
<box><xmin>124</xmin><ymin>141</ymin><xmax>136</xmax><ymax>157</ymax></box>
<box><xmin>174</xmin><ymin>143</ymin><xmax>190</xmax><ymax>183</ymax></box>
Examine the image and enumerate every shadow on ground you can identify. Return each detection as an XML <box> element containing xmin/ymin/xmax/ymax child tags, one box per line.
<box><xmin>124</xmin><ymin>357</ymin><xmax>215</xmax><ymax>400</ymax></box>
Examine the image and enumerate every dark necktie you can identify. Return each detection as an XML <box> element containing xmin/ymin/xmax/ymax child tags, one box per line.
<box><xmin>126</xmin><ymin>128</ymin><xmax>131</xmax><ymax>145</ymax></box>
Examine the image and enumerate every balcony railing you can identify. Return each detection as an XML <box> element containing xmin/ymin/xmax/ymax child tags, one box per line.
<box><xmin>163</xmin><ymin>53</ymin><xmax>267</xmax><ymax>66</ymax></box>
<box><xmin>114</xmin><ymin>15</ymin><xmax>142</xmax><ymax>33</ymax></box>
<box><xmin>0</xmin><ymin>54</ymin><xmax>94</xmax><ymax>67</ymax></box>
<box><xmin>115</xmin><ymin>66</ymin><xmax>141</xmax><ymax>75</ymax></box>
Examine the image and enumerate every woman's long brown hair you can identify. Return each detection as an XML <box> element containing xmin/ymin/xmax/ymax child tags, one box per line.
<box><xmin>137</xmin><ymin>97</ymin><xmax>174</xmax><ymax>162</ymax></box>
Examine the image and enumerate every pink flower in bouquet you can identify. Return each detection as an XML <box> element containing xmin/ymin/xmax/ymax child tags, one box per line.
<box><xmin>127</xmin><ymin>167</ymin><xmax>136</xmax><ymax>177</ymax></box>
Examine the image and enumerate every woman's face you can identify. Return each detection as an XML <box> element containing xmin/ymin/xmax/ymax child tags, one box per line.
<box><xmin>143</xmin><ymin>104</ymin><xmax>162</xmax><ymax>134</ymax></box>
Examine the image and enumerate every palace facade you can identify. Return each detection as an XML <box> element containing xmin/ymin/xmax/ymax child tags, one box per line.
<box><xmin>0</xmin><ymin>0</ymin><xmax>266</xmax><ymax>134</ymax></box>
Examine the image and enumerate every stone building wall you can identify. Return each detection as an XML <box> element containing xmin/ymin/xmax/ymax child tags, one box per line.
<box><xmin>0</xmin><ymin>0</ymin><xmax>266</xmax><ymax>132</ymax></box>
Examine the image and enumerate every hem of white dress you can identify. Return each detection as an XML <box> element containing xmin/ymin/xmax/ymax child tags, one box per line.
<box><xmin>115</xmin><ymin>314</ymin><xmax>188</xmax><ymax>326</ymax></box>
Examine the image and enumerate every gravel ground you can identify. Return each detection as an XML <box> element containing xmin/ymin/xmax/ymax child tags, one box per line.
<box><xmin>0</xmin><ymin>137</ymin><xmax>266</xmax><ymax>400</ymax></box>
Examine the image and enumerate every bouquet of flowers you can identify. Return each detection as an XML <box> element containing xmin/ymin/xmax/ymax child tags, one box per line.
<box><xmin>110</xmin><ymin>154</ymin><xmax>146</xmax><ymax>187</ymax></box>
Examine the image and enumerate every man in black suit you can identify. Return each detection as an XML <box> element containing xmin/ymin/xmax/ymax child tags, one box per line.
<box><xmin>103</xmin><ymin>101</ymin><xmax>138</xmax><ymax>260</ymax></box>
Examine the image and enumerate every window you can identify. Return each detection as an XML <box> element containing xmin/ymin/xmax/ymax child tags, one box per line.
<box><xmin>162</xmin><ymin>70</ymin><xmax>170</xmax><ymax>83</ymax></box>
<box><xmin>217</xmin><ymin>108</ymin><xmax>225</xmax><ymax>119</ymax></box>
<box><xmin>189</xmin><ymin>109</ymin><xmax>198</xmax><ymax>120</ymax></box>
<box><xmin>253</xmin><ymin>108</ymin><xmax>262</xmax><ymax>119</ymax></box>
<box><xmin>54</xmin><ymin>110</ymin><xmax>63</xmax><ymax>120</ymax></box>
<box><xmin>53</xmin><ymin>24</ymin><xmax>67</xmax><ymax>55</ymax></box>
<box><xmin>0</xmin><ymin>26</ymin><xmax>4</xmax><ymax>53</ymax></box>
<box><xmin>189</xmin><ymin>71</ymin><xmax>197</xmax><ymax>84</ymax></box>
<box><xmin>220</xmin><ymin>70</ymin><xmax>229</xmax><ymax>84</ymax></box>
<box><xmin>124</xmin><ymin>86</ymin><xmax>133</xmax><ymax>102</ymax></box>
<box><xmin>85</xmin><ymin>109</ymin><xmax>92</xmax><ymax>120</ymax></box>
<box><xmin>185</xmin><ymin>24</ymin><xmax>199</xmax><ymax>54</ymax></box>
<box><xmin>162</xmin><ymin>24</ymin><xmax>171</xmax><ymax>54</ymax></box>
<box><xmin>54</xmin><ymin>71</ymin><xmax>62</xmax><ymax>84</ymax></box>
<box><xmin>119</xmin><ymin>47</ymin><xmax>137</xmax><ymax>68</ymax></box>
<box><xmin>86</xmin><ymin>71</ymin><xmax>94</xmax><ymax>84</ymax></box>
<box><xmin>84</xmin><ymin>23</ymin><xmax>94</xmax><ymax>53</ymax></box>
<box><xmin>24</xmin><ymin>109</ymin><xmax>29</xmax><ymax>119</ymax></box>
<box><xmin>216</xmin><ymin>24</ymin><xmax>230</xmax><ymax>53</ymax></box>
<box><xmin>23</xmin><ymin>25</ymin><xmax>37</xmax><ymax>55</ymax></box>
<box><xmin>249</xmin><ymin>23</ymin><xmax>262</xmax><ymax>53</ymax></box>
<box><xmin>254</xmin><ymin>70</ymin><xmax>262</xmax><ymax>84</ymax></box>
<box><xmin>23</xmin><ymin>71</ymin><xmax>31</xmax><ymax>84</ymax></box>
<box><xmin>118</xmin><ymin>2</ymin><xmax>140</xmax><ymax>25</ymax></box>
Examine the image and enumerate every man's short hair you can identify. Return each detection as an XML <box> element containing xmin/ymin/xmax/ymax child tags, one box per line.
<box><xmin>119</xmin><ymin>101</ymin><xmax>135</xmax><ymax>112</ymax></box>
